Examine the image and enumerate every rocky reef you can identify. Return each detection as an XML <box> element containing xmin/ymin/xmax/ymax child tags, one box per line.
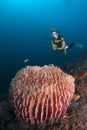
<box><xmin>0</xmin><ymin>55</ymin><xmax>87</xmax><ymax>130</ymax></box>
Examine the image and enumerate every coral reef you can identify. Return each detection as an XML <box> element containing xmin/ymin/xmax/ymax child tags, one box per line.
<box><xmin>0</xmin><ymin>77</ymin><xmax>87</xmax><ymax>130</ymax></box>
<box><xmin>9</xmin><ymin>65</ymin><xmax>75</xmax><ymax>124</ymax></box>
<box><xmin>0</xmin><ymin>101</ymin><xmax>11</xmax><ymax>125</ymax></box>
<box><xmin>0</xmin><ymin>101</ymin><xmax>12</xmax><ymax>130</ymax></box>
<box><xmin>62</xmin><ymin>54</ymin><xmax>87</xmax><ymax>80</ymax></box>
<box><xmin>73</xmin><ymin>70</ymin><xmax>87</xmax><ymax>80</ymax></box>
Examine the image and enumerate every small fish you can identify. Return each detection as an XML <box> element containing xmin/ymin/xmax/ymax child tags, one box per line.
<box><xmin>73</xmin><ymin>94</ymin><xmax>81</xmax><ymax>101</ymax></box>
<box><xmin>24</xmin><ymin>58</ymin><xmax>29</xmax><ymax>63</ymax></box>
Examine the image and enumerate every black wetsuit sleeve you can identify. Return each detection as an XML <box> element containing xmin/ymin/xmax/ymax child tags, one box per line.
<box><xmin>58</xmin><ymin>34</ymin><xmax>62</xmax><ymax>40</ymax></box>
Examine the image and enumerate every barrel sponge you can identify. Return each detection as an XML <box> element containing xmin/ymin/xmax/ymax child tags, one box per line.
<box><xmin>9</xmin><ymin>65</ymin><xmax>75</xmax><ymax>124</ymax></box>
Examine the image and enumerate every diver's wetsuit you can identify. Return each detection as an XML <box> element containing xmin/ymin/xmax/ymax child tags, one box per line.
<box><xmin>52</xmin><ymin>34</ymin><xmax>64</xmax><ymax>48</ymax></box>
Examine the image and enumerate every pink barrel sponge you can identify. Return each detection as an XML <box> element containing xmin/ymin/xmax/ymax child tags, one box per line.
<box><xmin>9</xmin><ymin>65</ymin><xmax>75</xmax><ymax>124</ymax></box>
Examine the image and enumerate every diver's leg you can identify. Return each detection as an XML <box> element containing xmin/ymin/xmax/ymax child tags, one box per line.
<box><xmin>68</xmin><ymin>42</ymin><xmax>76</xmax><ymax>49</ymax></box>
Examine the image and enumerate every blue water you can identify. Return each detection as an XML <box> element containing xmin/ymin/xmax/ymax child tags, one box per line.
<box><xmin>0</xmin><ymin>0</ymin><xmax>87</xmax><ymax>93</ymax></box>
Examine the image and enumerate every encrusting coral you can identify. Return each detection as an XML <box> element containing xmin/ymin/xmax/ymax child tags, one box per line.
<box><xmin>9</xmin><ymin>65</ymin><xmax>75</xmax><ymax>124</ymax></box>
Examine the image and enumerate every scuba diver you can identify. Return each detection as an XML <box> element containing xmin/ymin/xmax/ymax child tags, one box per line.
<box><xmin>51</xmin><ymin>29</ymin><xmax>76</xmax><ymax>55</ymax></box>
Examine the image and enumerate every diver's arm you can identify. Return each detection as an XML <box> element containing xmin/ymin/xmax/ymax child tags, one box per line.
<box><xmin>56</xmin><ymin>46</ymin><xmax>64</xmax><ymax>50</ymax></box>
<box><xmin>56</xmin><ymin>38</ymin><xmax>66</xmax><ymax>50</ymax></box>
<box><xmin>53</xmin><ymin>39</ymin><xmax>63</xmax><ymax>44</ymax></box>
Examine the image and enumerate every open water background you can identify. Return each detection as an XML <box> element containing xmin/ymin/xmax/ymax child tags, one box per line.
<box><xmin>0</xmin><ymin>0</ymin><xmax>87</xmax><ymax>93</ymax></box>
